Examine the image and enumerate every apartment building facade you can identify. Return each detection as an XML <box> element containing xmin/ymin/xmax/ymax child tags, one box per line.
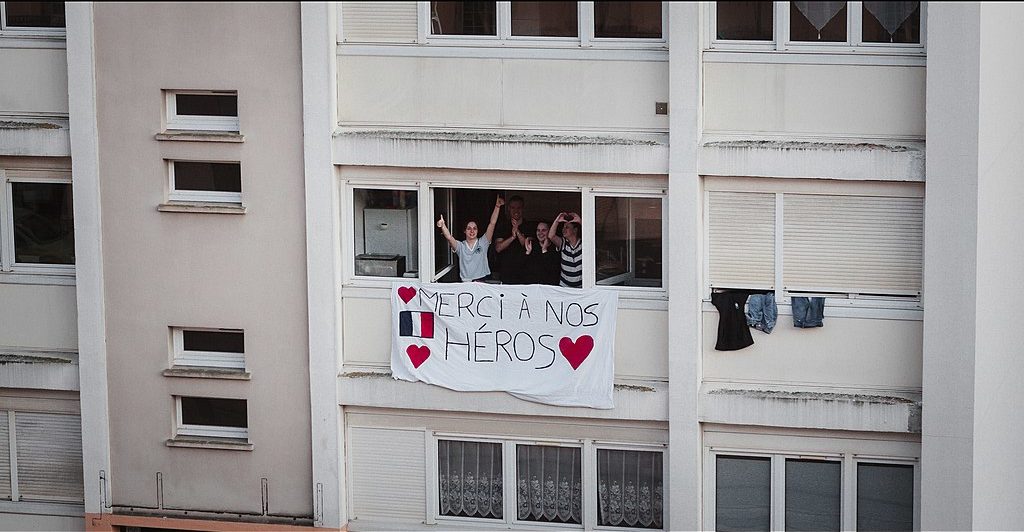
<box><xmin>0</xmin><ymin>1</ymin><xmax>1021</xmax><ymax>531</ymax></box>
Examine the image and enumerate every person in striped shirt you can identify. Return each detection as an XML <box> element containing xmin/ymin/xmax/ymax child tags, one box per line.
<box><xmin>547</xmin><ymin>212</ymin><xmax>583</xmax><ymax>288</ymax></box>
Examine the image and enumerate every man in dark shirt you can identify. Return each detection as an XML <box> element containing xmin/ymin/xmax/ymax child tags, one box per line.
<box><xmin>494</xmin><ymin>195</ymin><xmax>529</xmax><ymax>284</ymax></box>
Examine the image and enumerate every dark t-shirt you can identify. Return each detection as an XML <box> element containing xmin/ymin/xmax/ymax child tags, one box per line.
<box><xmin>494</xmin><ymin>218</ymin><xmax>529</xmax><ymax>284</ymax></box>
<box><xmin>524</xmin><ymin>246</ymin><xmax>561</xmax><ymax>285</ymax></box>
<box><xmin>711</xmin><ymin>291</ymin><xmax>754</xmax><ymax>351</ymax></box>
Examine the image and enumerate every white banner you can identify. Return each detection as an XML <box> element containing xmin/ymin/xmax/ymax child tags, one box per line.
<box><xmin>391</xmin><ymin>282</ymin><xmax>618</xmax><ymax>409</ymax></box>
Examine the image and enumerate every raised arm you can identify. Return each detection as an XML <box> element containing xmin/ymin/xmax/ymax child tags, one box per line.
<box><xmin>437</xmin><ymin>215</ymin><xmax>459</xmax><ymax>252</ymax></box>
<box><xmin>484</xmin><ymin>196</ymin><xmax>504</xmax><ymax>244</ymax></box>
<box><xmin>548</xmin><ymin>212</ymin><xmax>566</xmax><ymax>249</ymax></box>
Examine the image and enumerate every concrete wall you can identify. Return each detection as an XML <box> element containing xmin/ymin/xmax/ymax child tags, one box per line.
<box><xmin>0</xmin><ymin>47</ymin><xmax>69</xmax><ymax>116</ymax></box>
<box><xmin>337</xmin><ymin>56</ymin><xmax>669</xmax><ymax>132</ymax></box>
<box><xmin>703</xmin><ymin>62</ymin><xmax>925</xmax><ymax>139</ymax></box>
<box><xmin>0</xmin><ymin>283</ymin><xmax>77</xmax><ymax>350</ymax></box>
<box><xmin>92</xmin><ymin>3</ymin><xmax>311</xmax><ymax>517</ymax></box>
<box><xmin>0</xmin><ymin>512</ymin><xmax>82</xmax><ymax>531</ymax></box>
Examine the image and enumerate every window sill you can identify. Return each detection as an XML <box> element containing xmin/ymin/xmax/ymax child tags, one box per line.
<box><xmin>166</xmin><ymin>437</ymin><xmax>253</xmax><ymax>451</ymax></box>
<box><xmin>0</xmin><ymin>33</ymin><xmax>66</xmax><ymax>50</ymax></box>
<box><xmin>163</xmin><ymin>367</ymin><xmax>250</xmax><ymax>380</ymax></box>
<box><xmin>0</xmin><ymin>271</ymin><xmax>75</xmax><ymax>286</ymax></box>
<box><xmin>155</xmin><ymin>131</ymin><xmax>244</xmax><ymax>143</ymax></box>
<box><xmin>157</xmin><ymin>202</ymin><xmax>246</xmax><ymax>215</ymax></box>
<box><xmin>0</xmin><ymin>499</ymin><xmax>83</xmax><ymax>517</ymax></box>
<box><xmin>703</xmin><ymin>48</ymin><xmax>926</xmax><ymax>67</ymax></box>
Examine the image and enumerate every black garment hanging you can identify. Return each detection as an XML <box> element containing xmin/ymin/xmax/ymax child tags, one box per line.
<box><xmin>711</xmin><ymin>290</ymin><xmax>754</xmax><ymax>351</ymax></box>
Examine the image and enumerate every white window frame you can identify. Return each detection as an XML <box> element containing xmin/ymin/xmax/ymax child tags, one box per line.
<box><xmin>419</xmin><ymin>1</ymin><xmax>667</xmax><ymax>49</ymax></box>
<box><xmin>170</xmin><ymin>327</ymin><xmax>246</xmax><ymax>370</ymax></box>
<box><xmin>167</xmin><ymin>160</ymin><xmax>243</xmax><ymax>205</ymax></box>
<box><xmin>0</xmin><ymin>169</ymin><xmax>75</xmax><ymax>279</ymax></box>
<box><xmin>591</xmin><ymin>190</ymin><xmax>667</xmax><ymax>295</ymax></box>
<box><xmin>344</xmin><ymin>183</ymin><xmax>421</xmax><ymax>282</ymax></box>
<box><xmin>704</xmin><ymin>447</ymin><xmax>919</xmax><ymax>532</ymax></box>
<box><xmin>164</xmin><ymin>90</ymin><xmax>240</xmax><ymax>133</ymax></box>
<box><xmin>0</xmin><ymin>410</ymin><xmax>84</xmax><ymax>507</ymax></box>
<box><xmin>427</xmin><ymin>432</ymin><xmax>667</xmax><ymax>530</ymax></box>
<box><xmin>0</xmin><ymin>1</ymin><xmax>66</xmax><ymax>37</ymax></box>
<box><xmin>174</xmin><ymin>396</ymin><xmax>249</xmax><ymax>441</ymax></box>
<box><xmin>707</xmin><ymin>1</ymin><xmax>926</xmax><ymax>58</ymax></box>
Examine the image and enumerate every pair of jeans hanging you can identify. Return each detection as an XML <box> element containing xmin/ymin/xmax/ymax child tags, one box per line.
<box><xmin>791</xmin><ymin>296</ymin><xmax>825</xmax><ymax>328</ymax></box>
<box><xmin>745</xmin><ymin>293</ymin><xmax>777</xmax><ymax>334</ymax></box>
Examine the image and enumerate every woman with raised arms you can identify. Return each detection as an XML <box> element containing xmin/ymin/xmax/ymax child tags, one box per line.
<box><xmin>437</xmin><ymin>195</ymin><xmax>504</xmax><ymax>282</ymax></box>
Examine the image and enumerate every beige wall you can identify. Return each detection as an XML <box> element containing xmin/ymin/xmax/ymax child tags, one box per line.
<box><xmin>93</xmin><ymin>2</ymin><xmax>311</xmax><ymax>516</ymax></box>
<box><xmin>0</xmin><ymin>48</ymin><xmax>69</xmax><ymax>116</ymax></box>
<box><xmin>0</xmin><ymin>284</ymin><xmax>77</xmax><ymax>350</ymax></box>
<box><xmin>338</xmin><ymin>56</ymin><xmax>669</xmax><ymax>131</ymax></box>
<box><xmin>703</xmin><ymin>62</ymin><xmax>926</xmax><ymax>139</ymax></box>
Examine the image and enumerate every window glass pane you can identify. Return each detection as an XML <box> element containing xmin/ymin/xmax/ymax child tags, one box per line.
<box><xmin>511</xmin><ymin>2</ymin><xmax>577</xmax><ymax>37</ymax></box>
<box><xmin>716</xmin><ymin>455</ymin><xmax>771</xmax><ymax>531</ymax></box>
<box><xmin>596</xmin><ymin>196</ymin><xmax>662</xmax><ymax>288</ymax></box>
<box><xmin>438</xmin><ymin>440</ymin><xmax>503</xmax><ymax>519</ymax></box>
<box><xmin>516</xmin><ymin>444</ymin><xmax>581</xmax><ymax>524</ymax></box>
<box><xmin>790</xmin><ymin>1</ymin><xmax>847</xmax><ymax>42</ymax></box>
<box><xmin>354</xmin><ymin>189</ymin><xmax>418</xmax><ymax>278</ymax></box>
<box><xmin>597</xmin><ymin>449</ymin><xmax>663</xmax><ymax>529</ymax></box>
<box><xmin>4</xmin><ymin>2</ymin><xmax>65</xmax><ymax>28</ymax></box>
<box><xmin>594</xmin><ymin>1</ymin><xmax>662</xmax><ymax>39</ymax></box>
<box><xmin>862</xmin><ymin>2</ymin><xmax>920</xmax><ymax>44</ymax></box>
<box><xmin>11</xmin><ymin>182</ymin><xmax>74</xmax><ymax>265</ymax></box>
<box><xmin>785</xmin><ymin>459</ymin><xmax>841</xmax><ymax>531</ymax></box>
<box><xmin>173</xmin><ymin>162</ymin><xmax>241</xmax><ymax>193</ymax></box>
<box><xmin>175</xmin><ymin>94</ymin><xmax>238</xmax><ymax>117</ymax></box>
<box><xmin>857</xmin><ymin>463</ymin><xmax>914</xmax><ymax>531</ymax></box>
<box><xmin>717</xmin><ymin>1</ymin><xmax>773</xmax><ymax>40</ymax></box>
<box><xmin>433</xmin><ymin>188</ymin><xmax>455</xmax><ymax>280</ymax></box>
<box><xmin>180</xmin><ymin>397</ymin><xmax>247</xmax><ymax>428</ymax></box>
<box><xmin>430</xmin><ymin>1</ymin><xmax>496</xmax><ymax>36</ymax></box>
<box><xmin>182</xmin><ymin>330</ymin><xmax>244</xmax><ymax>353</ymax></box>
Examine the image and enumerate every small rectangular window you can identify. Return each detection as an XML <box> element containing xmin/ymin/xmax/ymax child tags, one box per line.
<box><xmin>165</xmin><ymin>91</ymin><xmax>239</xmax><ymax>132</ymax></box>
<box><xmin>597</xmin><ymin>449</ymin><xmax>663</xmax><ymax>529</ymax></box>
<box><xmin>785</xmin><ymin>459</ymin><xmax>841</xmax><ymax>531</ymax></box>
<box><xmin>857</xmin><ymin>463</ymin><xmax>914</xmax><ymax>531</ymax></box>
<box><xmin>516</xmin><ymin>444</ymin><xmax>581</xmax><ymax>524</ymax></box>
<box><xmin>862</xmin><ymin>1</ymin><xmax>920</xmax><ymax>44</ymax></box>
<box><xmin>790</xmin><ymin>1</ymin><xmax>848</xmax><ymax>42</ymax></box>
<box><xmin>716</xmin><ymin>455</ymin><xmax>771</xmax><ymax>531</ymax></box>
<box><xmin>10</xmin><ymin>182</ymin><xmax>75</xmax><ymax>266</ymax></box>
<box><xmin>595</xmin><ymin>196</ymin><xmax>662</xmax><ymax>288</ymax></box>
<box><xmin>354</xmin><ymin>189</ymin><xmax>418</xmax><ymax>278</ymax></box>
<box><xmin>430</xmin><ymin>1</ymin><xmax>497</xmax><ymax>36</ymax></box>
<box><xmin>511</xmin><ymin>2</ymin><xmax>577</xmax><ymax>37</ymax></box>
<box><xmin>2</xmin><ymin>1</ymin><xmax>65</xmax><ymax>29</ymax></box>
<box><xmin>177</xmin><ymin>397</ymin><xmax>248</xmax><ymax>440</ymax></box>
<box><xmin>594</xmin><ymin>1</ymin><xmax>662</xmax><ymax>39</ymax></box>
<box><xmin>438</xmin><ymin>439</ymin><xmax>503</xmax><ymax>519</ymax></box>
<box><xmin>172</xmin><ymin>328</ymin><xmax>245</xmax><ymax>369</ymax></box>
<box><xmin>169</xmin><ymin>161</ymin><xmax>242</xmax><ymax>204</ymax></box>
<box><xmin>716</xmin><ymin>1</ymin><xmax>774</xmax><ymax>41</ymax></box>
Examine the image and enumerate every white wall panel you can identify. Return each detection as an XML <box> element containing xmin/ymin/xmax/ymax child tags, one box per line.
<box><xmin>348</xmin><ymin>426</ymin><xmax>426</xmax><ymax>521</ymax></box>
<box><xmin>0</xmin><ymin>48</ymin><xmax>69</xmax><ymax>116</ymax></box>
<box><xmin>341</xmin><ymin>2</ymin><xmax>418</xmax><ymax>43</ymax></box>
<box><xmin>0</xmin><ymin>284</ymin><xmax>77</xmax><ymax>350</ymax></box>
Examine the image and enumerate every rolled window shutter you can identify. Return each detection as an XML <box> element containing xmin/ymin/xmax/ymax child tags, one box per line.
<box><xmin>708</xmin><ymin>192</ymin><xmax>776</xmax><ymax>289</ymax></box>
<box><xmin>342</xmin><ymin>2</ymin><xmax>419</xmax><ymax>43</ymax></box>
<box><xmin>0</xmin><ymin>412</ymin><xmax>10</xmax><ymax>499</ymax></box>
<box><xmin>15</xmin><ymin>412</ymin><xmax>84</xmax><ymax>502</ymax></box>
<box><xmin>349</xmin><ymin>427</ymin><xmax>426</xmax><ymax>520</ymax></box>
<box><xmin>783</xmin><ymin>194</ymin><xmax>923</xmax><ymax>295</ymax></box>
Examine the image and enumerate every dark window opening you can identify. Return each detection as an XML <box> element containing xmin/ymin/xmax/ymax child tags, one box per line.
<box><xmin>182</xmin><ymin>330</ymin><xmax>244</xmax><ymax>353</ymax></box>
<box><xmin>173</xmin><ymin>161</ymin><xmax>241</xmax><ymax>193</ymax></box>
<box><xmin>511</xmin><ymin>1</ymin><xmax>578</xmax><ymax>37</ymax></box>
<box><xmin>11</xmin><ymin>182</ymin><xmax>74</xmax><ymax>265</ymax></box>
<box><xmin>4</xmin><ymin>2</ymin><xmax>65</xmax><ymax>28</ymax></box>
<box><xmin>717</xmin><ymin>1</ymin><xmax>774</xmax><ymax>41</ymax></box>
<box><xmin>175</xmin><ymin>93</ymin><xmax>238</xmax><ymax>117</ymax></box>
<box><xmin>430</xmin><ymin>1</ymin><xmax>497</xmax><ymax>36</ymax></box>
<box><xmin>594</xmin><ymin>1</ymin><xmax>662</xmax><ymax>39</ymax></box>
<box><xmin>180</xmin><ymin>397</ymin><xmax>247</xmax><ymax>428</ymax></box>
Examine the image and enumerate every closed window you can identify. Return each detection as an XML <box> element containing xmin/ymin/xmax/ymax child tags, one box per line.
<box><xmin>716</xmin><ymin>1</ymin><xmax>773</xmax><ymax>41</ymax></box>
<box><xmin>176</xmin><ymin>396</ymin><xmax>248</xmax><ymax>441</ymax></box>
<box><xmin>511</xmin><ymin>1</ymin><xmax>577</xmax><ymax>37</ymax></box>
<box><xmin>857</xmin><ymin>463</ymin><xmax>914</xmax><ymax>531</ymax></box>
<box><xmin>786</xmin><ymin>459</ymin><xmax>841</xmax><ymax>531</ymax></box>
<box><xmin>0</xmin><ymin>410</ymin><xmax>84</xmax><ymax>504</ymax></box>
<box><xmin>1</xmin><ymin>171</ymin><xmax>74</xmax><ymax>276</ymax></box>
<box><xmin>437</xmin><ymin>439</ymin><xmax>503</xmax><ymax>519</ymax></box>
<box><xmin>516</xmin><ymin>444</ymin><xmax>581</xmax><ymax>524</ymax></box>
<box><xmin>0</xmin><ymin>1</ymin><xmax>64</xmax><ymax>30</ymax></box>
<box><xmin>595</xmin><ymin>196</ymin><xmax>662</xmax><ymax>288</ymax></box>
<box><xmin>169</xmin><ymin>161</ymin><xmax>242</xmax><ymax>204</ymax></box>
<box><xmin>430</xmin><ymin>1</ymin><xmax>497</xmax><ymax>36</ymax></box>
<box><xmin>594</xmin><ymin>1</ymin><xmax>662</xmax><ymax>39</ymax></box>
<box><xmin>165</xmin><ymin>90</ymin><xmax>239</xmax><ymax>132</ymax></box>
<box><xmin>353</xmin><ymin>188</ymin><xmax>419</xmax><ymax>278</ymax></box>
<box><xmin>716</xmin><ymin>455</ymin><xmax>771</xmax><ymax>530</ymax></box>
<box><xmin>598</xmin><ymin>448</ymin><xmax>663</xmax><ymax>529</ymax></box>
<box><xmin>171</xmin><ymin>327</ymin><xmax>245</xmax><ymax>370</ymax></box>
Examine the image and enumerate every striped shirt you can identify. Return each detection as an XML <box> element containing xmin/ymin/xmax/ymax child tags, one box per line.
<box><xmin>559</xmin><ymin>239</ymin><xmax>582</xmax><ymax>288</ymax></box>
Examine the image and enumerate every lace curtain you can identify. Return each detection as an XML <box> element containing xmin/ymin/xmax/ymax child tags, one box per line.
<box><xmin>598</xmin><ymin>449</ymin><xmax>664</xmax><ymax>529</ymax></box>
<box><xmin>863</xmin><ymin>2</ymin><xmax>919</xmax><ymax>39</ymax></box>
<box><xmin>438</xmin><ymin>440</ymin><xmax>503</xmax><ymax>519</ymax></box>
<box><xmin>516</xmin><ymin>445</ymin><xmax>582</xmax><ymax>524</ymax></box>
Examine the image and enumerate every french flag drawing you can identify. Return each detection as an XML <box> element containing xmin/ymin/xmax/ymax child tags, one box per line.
<box><xmin>399</xmin><ymin>311</ymin><xmax>434</xmax><ymax>339</ymax></box>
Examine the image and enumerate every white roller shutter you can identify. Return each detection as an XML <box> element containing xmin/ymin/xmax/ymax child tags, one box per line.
<box><xmin>348</xmin><ymin>427</ymin><xmax>426</xmax><ymax>521</ymax></box>
<box><xmin>783</xmin><ymin>194</ymin><xmax>923</xmax><ymax>295</ymax></box>
<box><xmin>708</xmin><ymin>192</ymin><xmax>776</xmax><ymax>289</ymax></box>
<box><xmin>15</xmin><ymin>412</ymin><xmax>84</xmax><ymax>502</ymax></box>
<box><xmin>341</xmin><ymin>2</ymin><xmax>419</xmax><ymax>43</ymax></box>
<box><xmin>0</xmin><ymin>412</ymin><xmax>10</xmax><ymax>499</ymax></box>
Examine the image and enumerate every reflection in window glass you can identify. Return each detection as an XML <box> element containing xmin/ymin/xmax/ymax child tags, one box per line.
<box><xmin>173</xmin><ymin>162</ymin><xmax>241</xmax><ymax>193</ymax></box>
<box><xmin>11</xmin><ymin>182</ymin><xmax>74</xmax><ymax>265</ymax></box>
<box><xmin>430</xmin><ymin>1</ymin><xmax>496</xmax><ymax>36</ymax></box>
<box><xmin>594</xmin><ymin>1</ymin><xmax>661</xmax><ymax>39</ymax></box>
<box><xmin>597</xmin><ymin>449</ymin><xmax>663</xmax><ymax>529</ymax></box>
<box><xmin>857</xmin><ymin>463</ymin><xmax>914</xmax><ymax>531</ymax></box>
<box><xmin>180</xmin><ymin>397</ymin><xmax>247</xmax><ymax>428</ymax></box>
<box><xmin>862</xmin><ymin>2</ymin><xmax>920</xmax><ymax>44</ymax></box>
<box><xmin>790</xmin><ymin>1</ymin><xmax>847</xmax><ymax>42</ymax></box>
<box><xmin>517</xmin><ymin>445</ymin><xmax>582</xmax><ymax>524</ymax></box>
<box><xmin>785</xmin><ymin>459</ymin><xmax>841</xmax><ymax>531</ymax></box>
<box><xmin>717</xmin><ymin>1</ymin><xmax>774</xmax><ymax>41</ymax></box>
<box><xmin>596</xmin><ymin>196</ymin><xmax>662</xmax><ymax>287</ymax></box>
<box><xmin>3</xmin><ymin>2</ymin><xmax>65</xmax><ymax>28</ymax></box>
<box><xmin>438</xmin><ymin>440</ymin><xmax>503</xmax><ymax>519</ymax></box>
<box><xmin>716</xmin><ymin>455</ymin><xmax>771</xmax><ymax>531</ymax></box>
<box><xmin>354</xmin><ymin>189</ymin><xmax>418</xmax><ymax>278</ymax></box>
<box><xmin>511</xmin><ymin>2</ymin><xmax>577</xmax><ymax>37</ymax></box>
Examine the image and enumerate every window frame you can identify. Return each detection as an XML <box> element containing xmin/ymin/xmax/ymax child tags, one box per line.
<box><xmin>174</xmin><ymin>396</ymin><xmax>249</xmax><ymax>441</ymax></box>
<box><xmin>0</xmin><ymin>1</ymin><xmax>66</xmax><ymax>37</ymax></box>
<box><xmin>167</xmin><ymin>159</ymin><xmax>243</xmax><ymax>205</ymax></box>
<box><xmin>419</xmin><ymin>1</ymin><xmax>668</xmax><ymax>49</ymax></box>
<box><xmin>707</xmin><ymin>1</ymin><xmax>926</xmax><ymax>58</ymax></box>
<box><xmin>0</xmin><ymin>410</ymin><xmax>84</xmax><ymax>506</ymax></box>
<box><xmin>591</xmin><ymin>191</ymin><xmax>667</xmax><ymax>293</ymax></box>
<box><xmin>164</xmin><ymin>90</ymin><xmax>240</xmax><ymax>133</ymax></box>
<box><xmin>344</xmin><ymin>183</ymin><xmax>422</xmax><ymax>282</ymax></box>
<box><xmin>170</xmin><ymin>327</ymin><xmax>246</xmax><ymax>370</ymax></box>
<box><xmin>0</xmin><ymin>168</ymin><xmax>75</xmax><ymax>279</ymax></box>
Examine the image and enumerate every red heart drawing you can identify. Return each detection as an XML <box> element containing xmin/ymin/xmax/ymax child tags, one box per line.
<box><xmin>398</xmin><ymin>286</ymin><xmax>416</xmax><ymax>304</ymax></box>
<box><xmin>406</xmin><ymin>345</ymin><xmax>430</xmax><ymax>368</ymax></box>
<box><xmin>559</xmin><ymin>335</ymin><xmax>594</xmax><ymax>370</ymax></box>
